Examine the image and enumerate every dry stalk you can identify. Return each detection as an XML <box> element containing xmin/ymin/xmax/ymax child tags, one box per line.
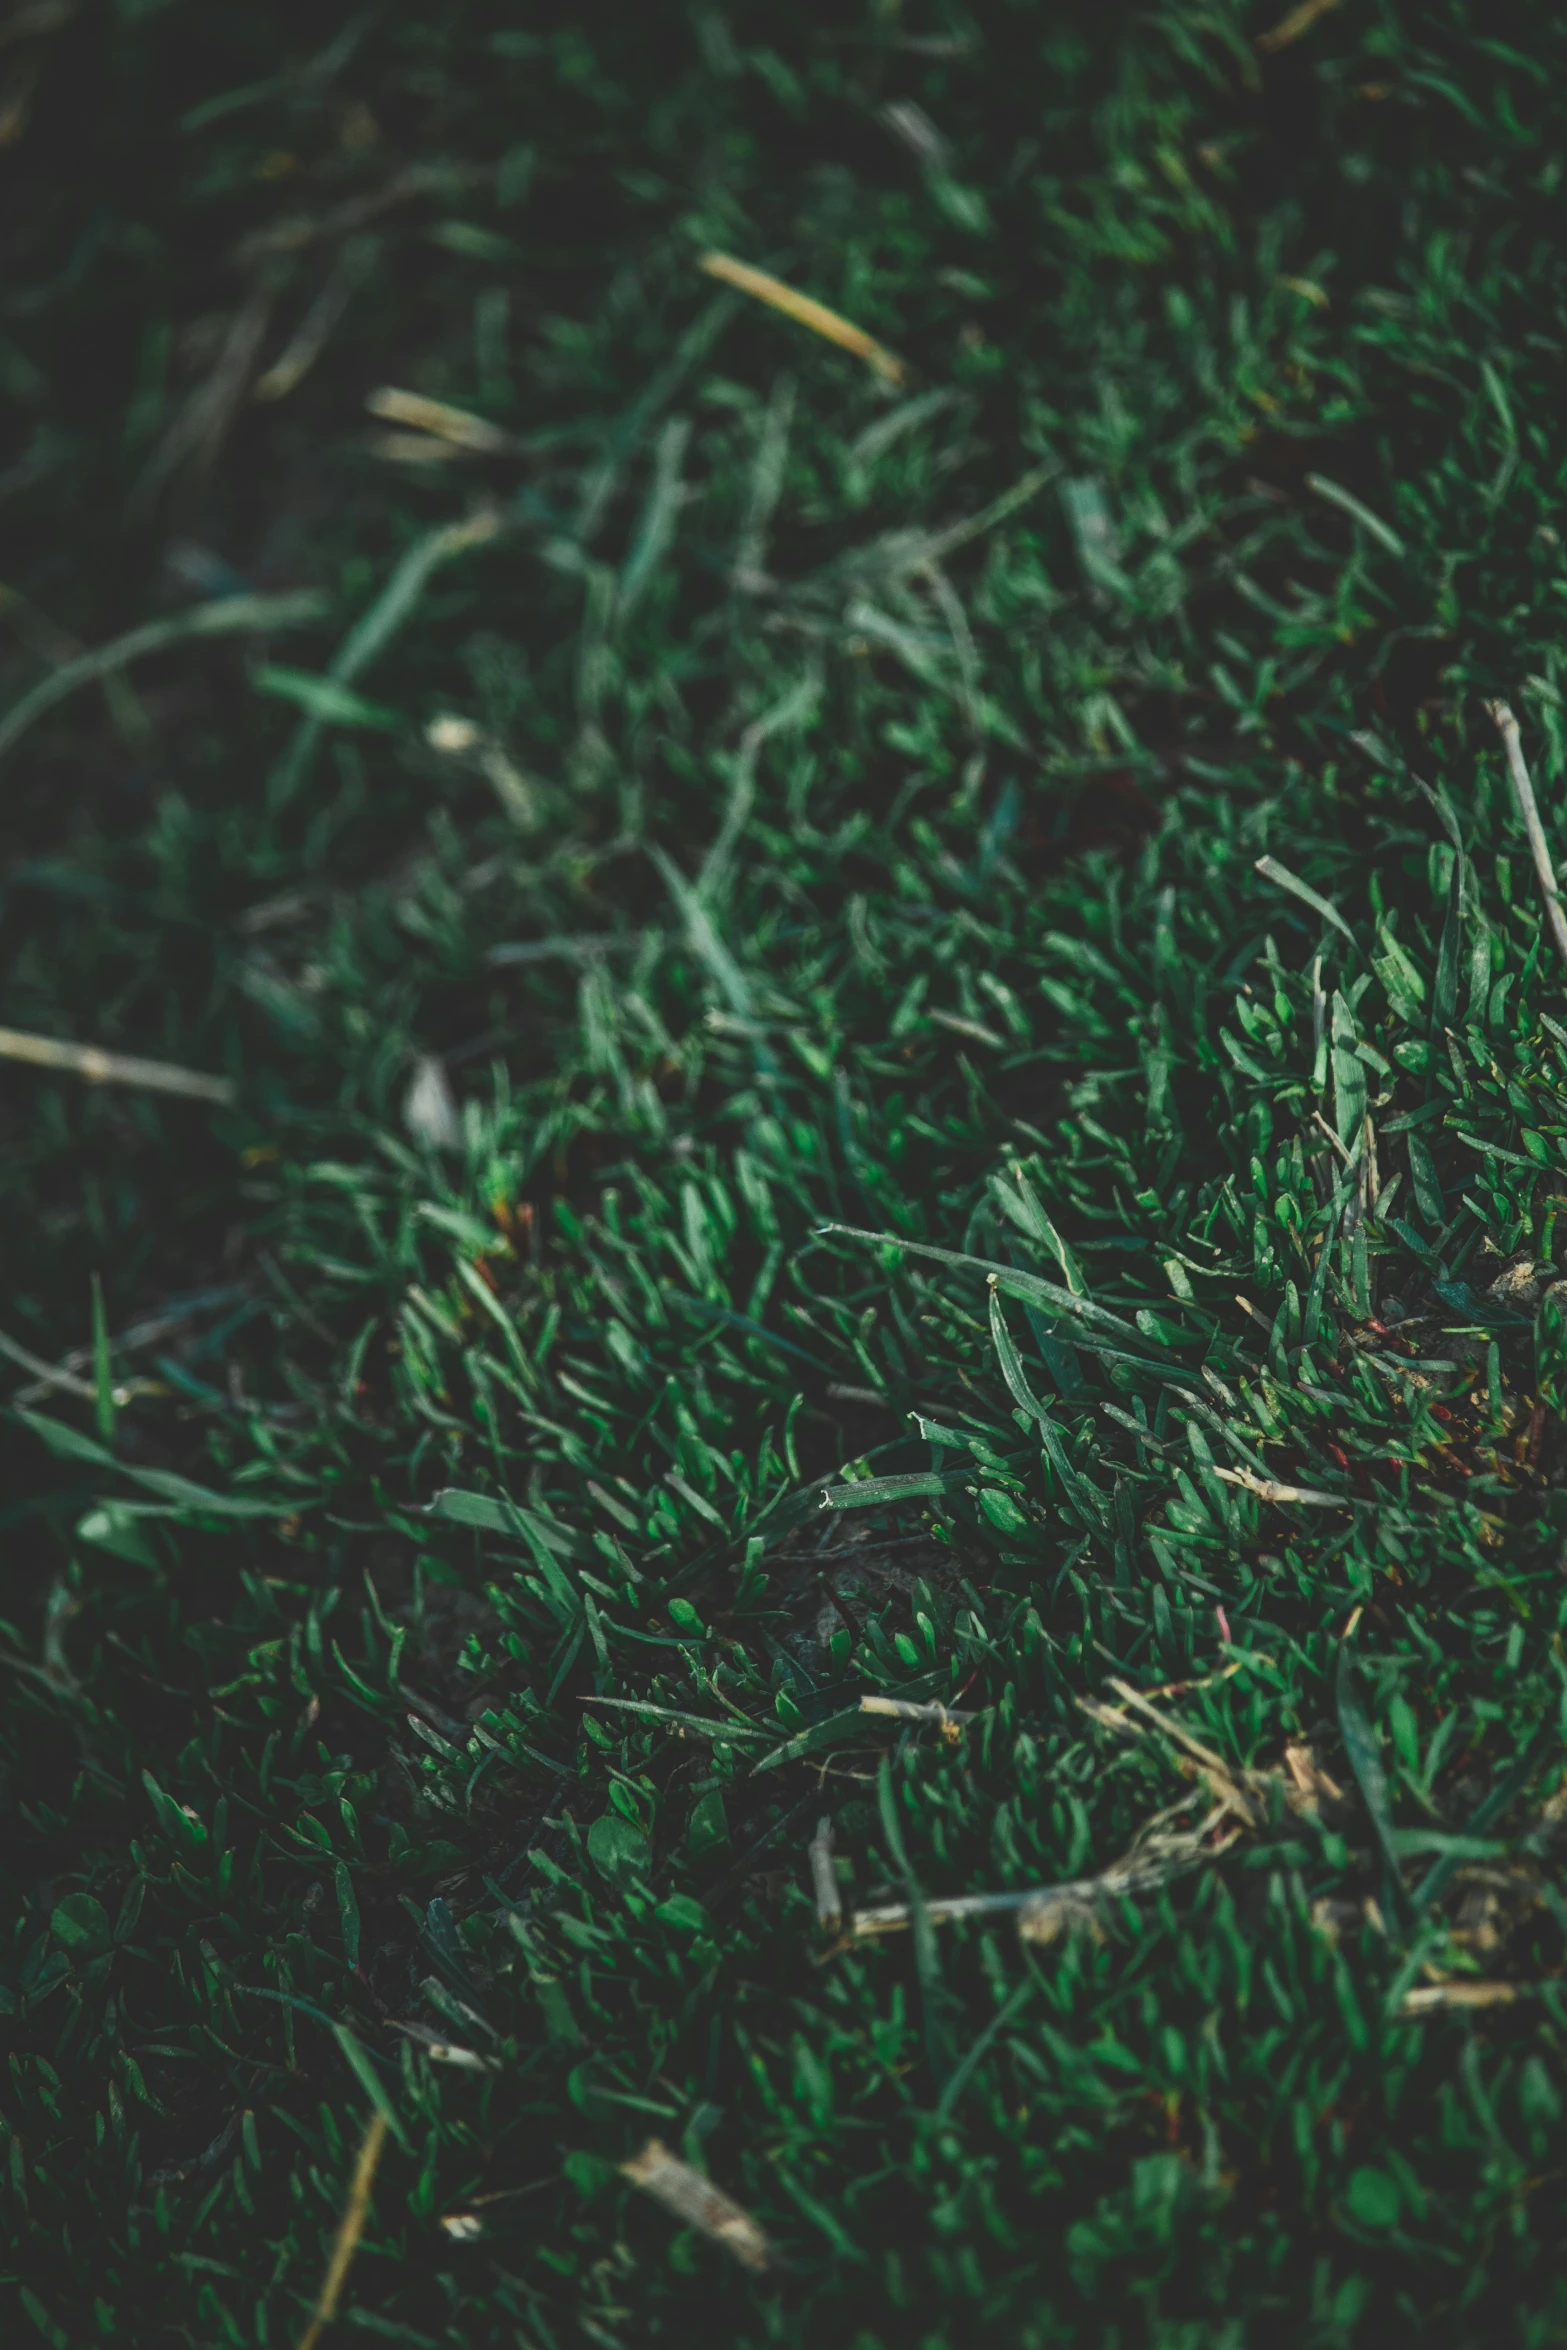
<box><xmin>621</xmin><ymin>2139</ymin><xmax>773</xmax><ymax>2271</ymax></box>
<box><xmin>697</xmin><ymin>252</ymin><xmax>904</xmax><ymax>384</ymax></box>
<box><xmin>294</xmin><ymin>2112</ymin><xmax>388</xmax><ymax>2350</ymax></box>
<box><xmin>0</xmin><ymin>1025</ymin><xmax>235</xmax><ymax>1104</ymax></box>
<box><xmin>1486</xmin><ymin>699</ymin><xmax>1567</xmax><ymax>967</ymax></box>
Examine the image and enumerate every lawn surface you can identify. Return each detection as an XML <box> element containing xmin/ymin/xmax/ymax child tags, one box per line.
<box><xmin>4</xmin><ymin>3</ymin><xmax>1567</xmax><ymax>2343</ymax></box>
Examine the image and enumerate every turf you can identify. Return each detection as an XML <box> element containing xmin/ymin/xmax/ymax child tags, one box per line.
<box><xmin>4</xmin><ymin>3</ymin><xmax>1567</xmax><ymax>2343</ymax></box>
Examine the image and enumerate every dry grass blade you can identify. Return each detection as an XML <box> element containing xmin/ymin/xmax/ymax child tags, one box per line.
<box><xmin>1283</xmin><ymin>1742</ymin><xmax>1346</xmax><ymax>1813</ymax></box>
<box><xmin>255</xmin><ymin>237</ymin><xmax>377</xmax><ymax>402</ymax></box>
<box><xmin>698</xmin><ymin>252</ymin><xmax>904</xmax><ymax>385</ymax></box>
<box><xmin>858</xmin><ymin>1693</ymin><xmax>978</xmax><ymax>1725</ymax></box>
<box><xmin>235</xmin><ymin>160</ymin><xmax>474</xmax><ymax>266</ymax></box>
<box><xmin>1257</xmin><ymin>0</ymin><xmax>1340</xmax><ymax>52</ymax></box>
<box><xmin>10</xmin><ymin>1283</ymin><xmax>248</xmax><ymax>1406</ymax></box>
<box><xmin>132</xmin><ymin>281</ymin><xmax>276</xmax><ymax>509</ymax></box>
<box><xmin>371</xmin><ymin>432</ymin><xmax>473</xmax><ymax>466</ymax></box>
<box><xmin>0</xmin><ymin>1026</ymin><xmax>235</xmax><ymax>1104</ymax></box>
<box><xmin>365</xmin><ymin>386</ymin><xmax>518</xmax><ymax>454</ymax></box>
<box><xmin>1485</xmin><ymin>699</ymin><xmax>1567</xmax><ymax>967</ymax></box>
<box><xmin>1086</xmin><ymin>1678</ymin><xmax>1270</xmax><ymax>1829</ymax></box>
<box><xmin>1214</xmin><ymin>1465</ymin><xmax>1347</xmax><ymax>1507</ymax></box>
<box><xmin>294</xmin><ymin>2111</ymin><xmax>389</xmax><ymax>2350</ymax></box>
<box><xmin>621</xmin><ymin>2138</ymin><xmax>773</xmax><ymax>2271</ymax></box>
<box><xmin>1401</xmin><ymin>1981</ymin><xmax>1520</xmax><ymax>2014</ymax></box>
<box><xmin>0</xmin><ymin>1325</ymin><xmax>108</xmax><ymax>1403</ymax></box>
<box><xmin>0</xmin><ymin>1324</ymin><xmax>158</xmax><ymax>1407</ymax></box>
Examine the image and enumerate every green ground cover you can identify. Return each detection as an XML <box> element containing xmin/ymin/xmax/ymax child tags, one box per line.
<box><xmin>5</xmin><ymin>2</ymin><xmax>1567</xmax><ymax>2341</ymax></box>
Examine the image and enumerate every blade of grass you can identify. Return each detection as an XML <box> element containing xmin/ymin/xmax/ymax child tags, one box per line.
<box><xmin>0</xmin><ymin>591</ymin><xmax>326</xmax><ymax>763</ymax></box>
<box><xmin>90</xmin><ymin>1274</ymin><xmax>114</xmax><ymax>1448</ymax></box>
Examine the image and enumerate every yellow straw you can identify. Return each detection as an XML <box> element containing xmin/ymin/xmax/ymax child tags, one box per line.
<box><xmin>295</xmin><ymin>2112</ymin><xmax>389</xmax><ymax>2350</ymax></box>
<box><xmin>698</xmin><ymin>252</ymin><xmax>904</xmax><ymax>385</ymax></box>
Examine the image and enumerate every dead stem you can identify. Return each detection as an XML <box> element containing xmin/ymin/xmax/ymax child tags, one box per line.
<box><xmin>294</xmin><ymin>2111</ymin><xmax>388</xmax><ymax>2350</ymax></box>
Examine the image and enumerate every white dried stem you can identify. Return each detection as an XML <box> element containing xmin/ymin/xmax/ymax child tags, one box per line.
<box><xmin>1487</xmin><ymin>699</ymin><xmax>1567</xmax><ymax>967</ymax></box>
<box><xmin>621</xmin><ymin>2139</ymin><xmax>772</xmax><ymax>2271</ymax></box>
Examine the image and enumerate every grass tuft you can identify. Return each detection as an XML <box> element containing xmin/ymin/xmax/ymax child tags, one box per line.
<box><xmin>5</xmin><ymin>4</ymin><xmax>1567</xmax><ymax>2344</ymax></box>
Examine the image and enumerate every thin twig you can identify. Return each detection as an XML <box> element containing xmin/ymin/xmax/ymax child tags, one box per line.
<box><xmin>294</xmin><ymin>2111</ymin><xmax>388</xmax><ymax>2350</ymax></box>
<box><xmin>1309</xmin><ymin>1108</ymin><xmax>1351</xmax><ymax>1165</ymax></box>
<box><xmin>1486</xmin><ymin>700</ymin><xmax>1567</xmax><ymax>967</ymax></box>
<box><xmin>0</xmin><ymin>1325</ymin><xmax>155</xmax><ymax>1407</ymax></box>
<box><xmin>0</xmin><ymin>1026</ymin><xmax>235</xmax><ymax>1104</ymax></box>
<box><xmin>10</xmin><ymin>1282</ymin><xmax>251</xmax><ymax>1406</ymax></box>
<box><xmin>698</xmin><ymin>252</ymin><xmax>904</xmax><ymax>385</ymax></box>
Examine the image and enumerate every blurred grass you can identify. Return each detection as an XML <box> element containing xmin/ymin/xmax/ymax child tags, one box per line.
<box><xmin>6</xmin><ymin>3</ymin><xmax>1567</xmax><ymax>2344</ymax></box>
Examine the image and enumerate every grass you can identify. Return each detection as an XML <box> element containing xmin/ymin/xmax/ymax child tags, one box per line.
<box><xmin>4</xmin><ymin>2</ymin><xmax>1567</xmax><ymax>2342</ymax></box>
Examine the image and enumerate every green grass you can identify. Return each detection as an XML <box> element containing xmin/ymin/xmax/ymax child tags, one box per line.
<box><xmin>6</xmin><ymin>2</ymin><xmax>1567</xmax><ymax>2342</ymax></box>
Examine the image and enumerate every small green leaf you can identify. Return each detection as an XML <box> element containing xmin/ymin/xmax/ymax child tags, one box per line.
<box><xmin>1345</xmin><ymin>2166</ymin><xmax>1401</xmax><ymax>2228</ymax></box>
<box><xmin>656</xmin><ymin>1894</ymin><xmax>710</xmax><ymax>1933</ymax></box>
<box><xmin>1254</xmin><ymin>855</ymin><xmax>1360</xmax><ymax>952</ymax></box>
<box><xmin>51</xmin><ymin>1894</ymin><xmax>111</xmax><ymax>1955</ymax></box>
<box><xmin>820</xmin><ymin>1472</ymin><xmax>949</xmax><ymax>1510</ymax></box>
<box><xmin>753</xmin><ymin>1705</ymin><xmax>862</xmax><ymax>1773</ymax></box>
<box><xmin>1306</xmin><ymin>473</ymin><xmax>1405</xmax><ymax>556</ymax></box>
<box><xmin>123</xmin><ymin>1467</ymin><xmax>289</xmax><ymax>1519</ymax></box>
<box><xmin>332</xmin><ymin>2022</ymin><xmax>411</xmax><ymax>2150</ymax></box>
<box><xmin>335</xmin><ymin>1859</ymin><xmax>361</xmax><ymax>1971</ymax></box>
<box><xmin>90</xmin><ymin>1273</ymin><xmax>115</xmax><ymax>1449</ymax></box>
<box><xmin>687</xmin><ymin>1790</ymin><xmax>730</xmax><ymax>1860</ymax></box>
<box><xmin>1332</xmin><ymin>994</ymin><xmax>1369</xmax><ymax>1147</ymax></box>
<box><xmin>1336</xmin><ymin>1649</ymin><xmax>1407</xmax><ymax>1924</ymax></box>
<box><xmin>253</xmin><ymin>665</ymin><xmax>401</xmax><ymax>729</ymax></box>
<box><xmin>76</xmin><ymin>1503</ymin><xmax>159</xmax><ymax>1568</ymax></box>
<box><xmin>15</xmin><ymin>1410</ymin><xmax>115</xmax><ymax>1468</ymax></box>
<box><xmin>427</xmin><ymin>1487</ymin><xmax>516</xmax><ymax>1533</ymax></box>
<box><xmin>1407</xmin><ymin>1134</ymin><xmax>1443</xmax><ymax>1226</ymax></box>
<box><xmin>587</xmin><ymin>1812</ymin><xmax>649</xmax><ymax>1880</ymax></box>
